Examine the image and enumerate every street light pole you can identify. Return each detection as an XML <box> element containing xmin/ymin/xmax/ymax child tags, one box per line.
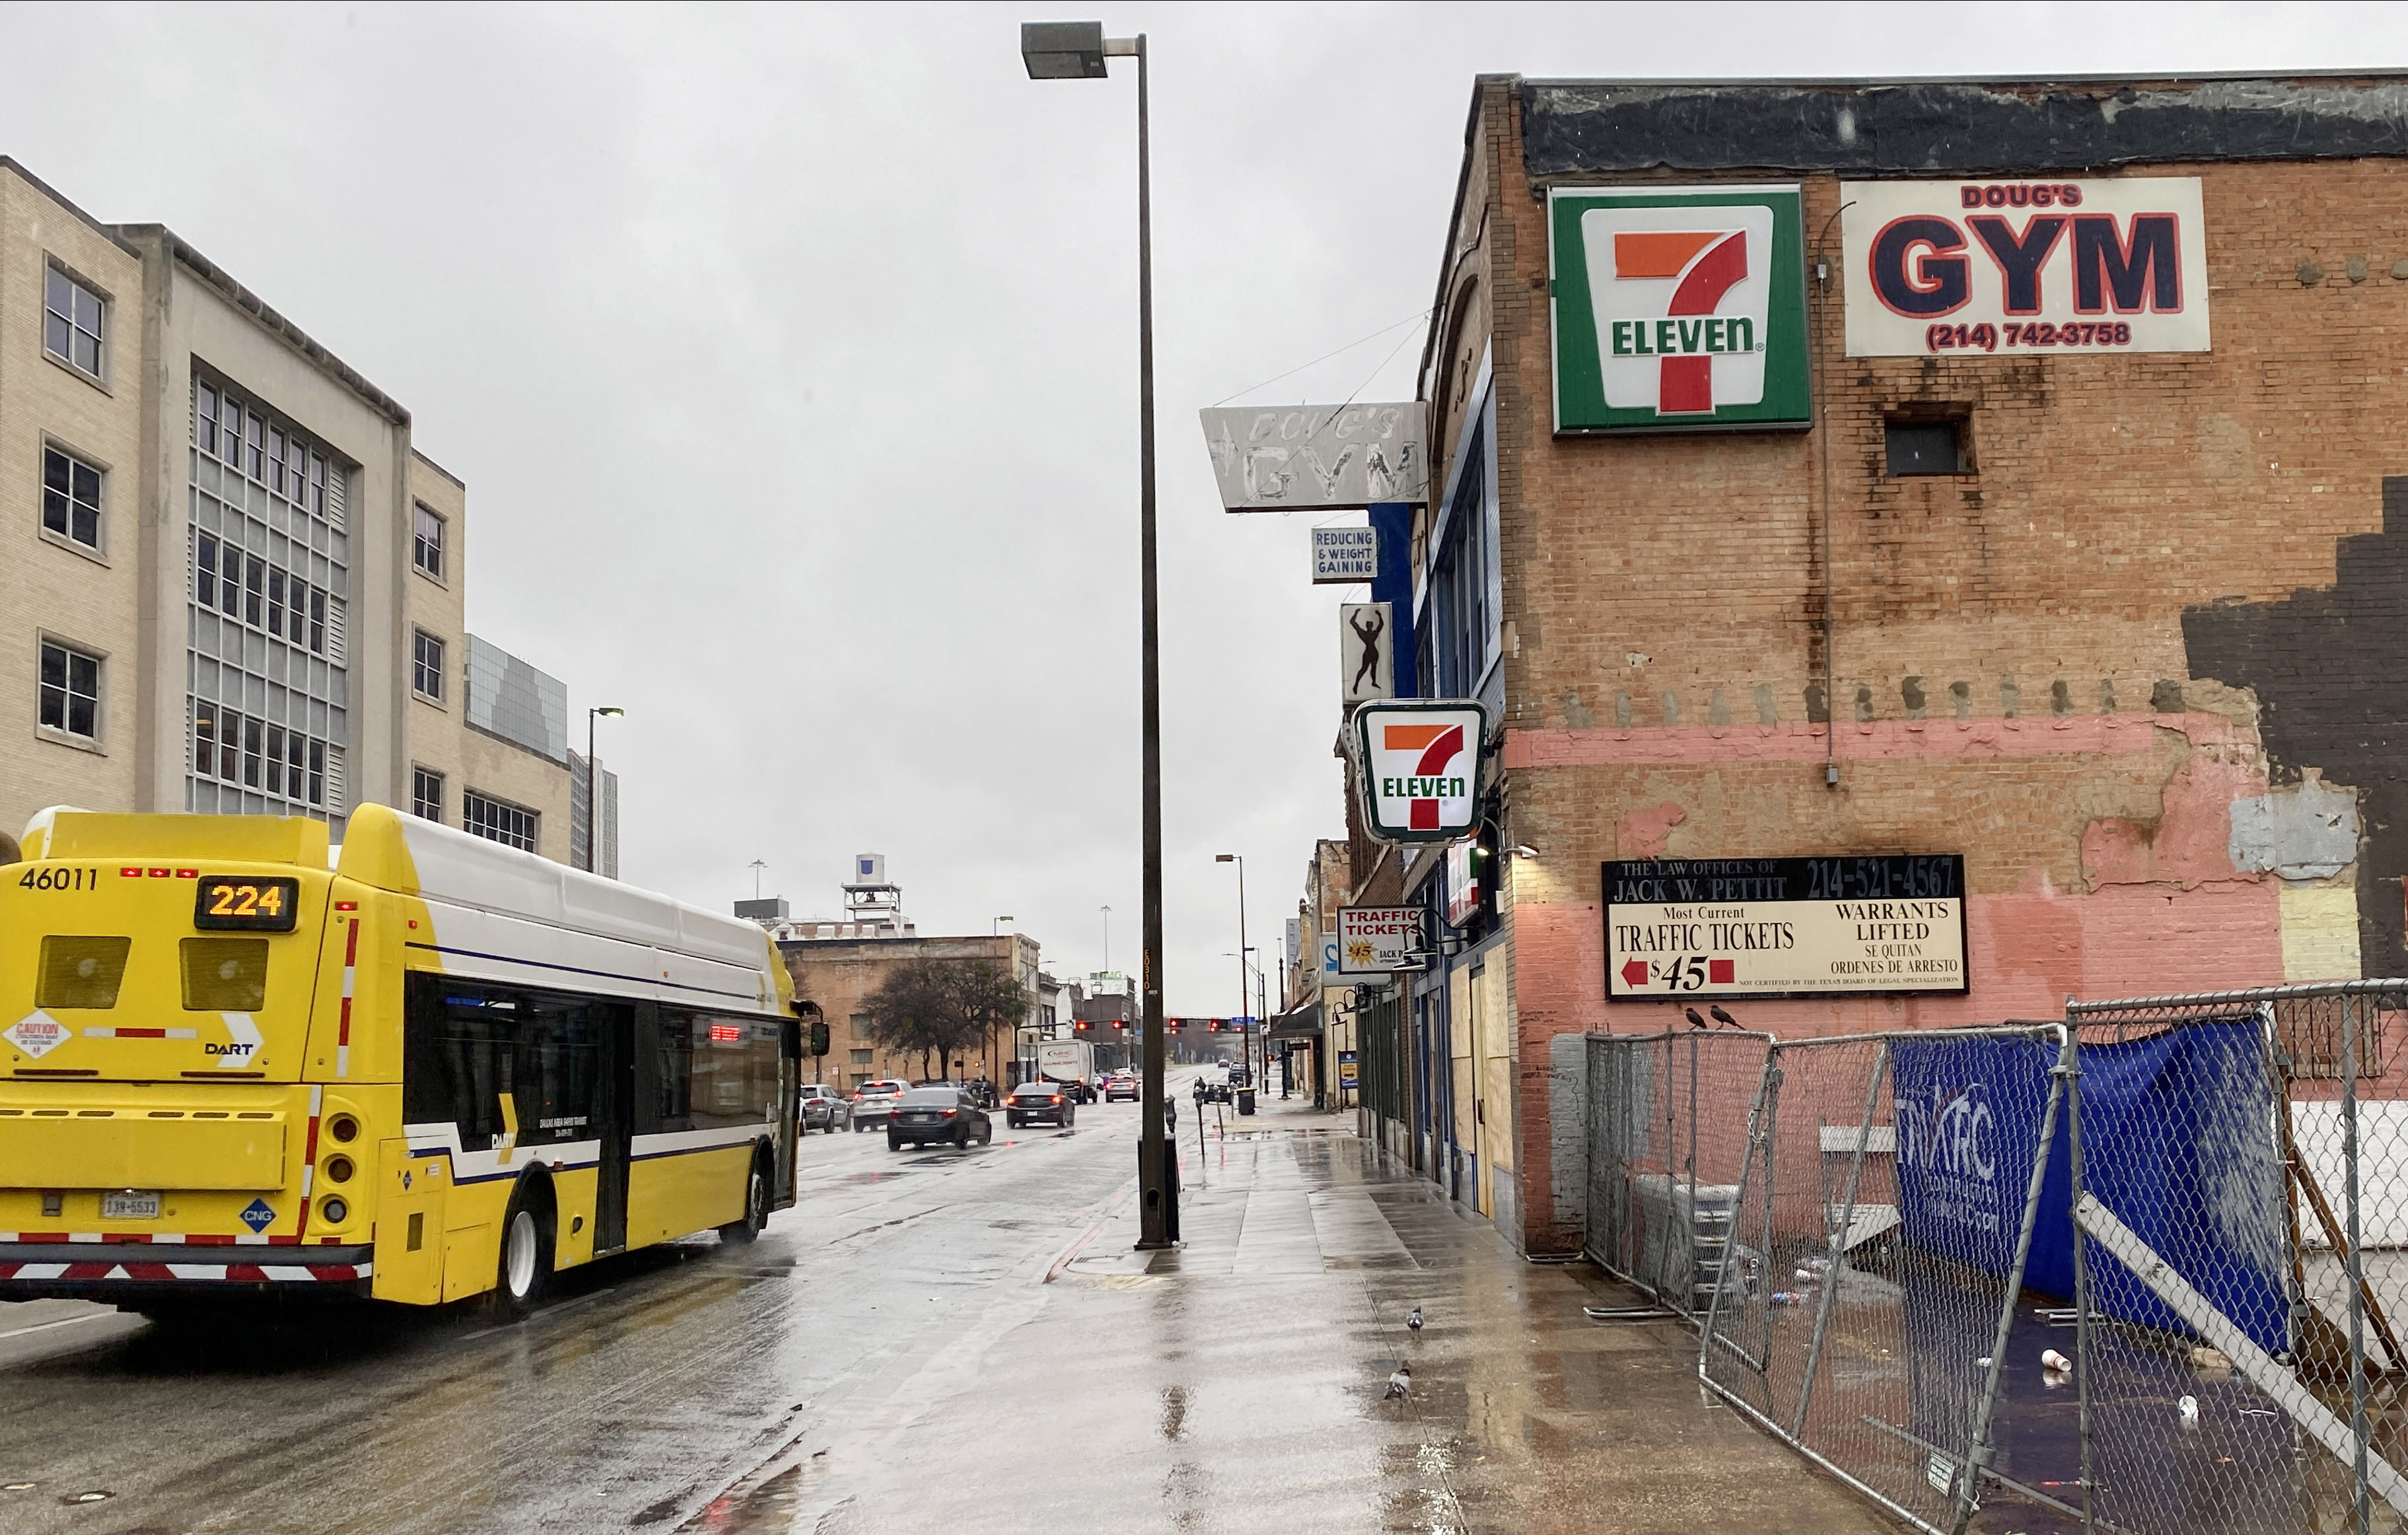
<box><xmin>584</xmin><ymin>706</ymin><xmax>622</xmax><ymax>876</ymax></box>
<box><xmin>1217</xmin><ymin>853</ymin><xmax>1248</xmax><ymax>1091</ymax></box>
<box><xmin>1021</xmin><ymin>20</ymin><xmax>1173</xmax><ymax>1248</ymax></box>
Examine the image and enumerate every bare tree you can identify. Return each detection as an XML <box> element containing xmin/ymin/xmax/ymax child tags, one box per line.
<box><xmin>862</xmin><ymin>959</ymin><xmax>1027</xmax><ymax>1083</ymax></box>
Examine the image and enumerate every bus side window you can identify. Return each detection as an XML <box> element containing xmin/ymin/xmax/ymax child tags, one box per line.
<box><xmin>402</xmin><ymin>974</ymin><xmax>516</xmax><ymax>1149</ymax></box>
<box><xmin>655</xmin><ymin>1011</ymin><xmax>695</xmax><ymax>1134</ymax></box>
<box><xmin>517</xmin><ymin>995</ymin><xmax>598</xmax><ymax>1146</ymax></box>
<box><xmin>689</xmin><ymin>1017</ymin><xmax>780</xmax><ymax>1127</ymax></box>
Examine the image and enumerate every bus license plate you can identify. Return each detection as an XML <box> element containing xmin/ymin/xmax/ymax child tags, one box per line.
<box><xmin>101</xmin><ymin>1191</ymin><xmax>161</xmax><ymax>1221</ymax></box>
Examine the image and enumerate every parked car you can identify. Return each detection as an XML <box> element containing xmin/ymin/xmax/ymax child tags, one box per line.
<box><xmin>1103</xmin><ymin>1073</ymin><xmax>1140</xmax><ymax>1103</ymax></box>
<box><xmin>1005</xmin><ymin>1080</ymin><xmax>1076</xmax><ymax>1128</ymax></box>
<box><xmin>800</xmin><ymin>1084</ymin><xmax>852</xmax><ymax>1133</ymax></box>
<box><xmin>888</xmin><ymin>1087</ymin><xmax>993</xmax><ymax>1151</ymax></box>
<box><xmin>851</xmin><ymin>1079</ymin><xmax>912</xmax><ymax>1131</ymax></box>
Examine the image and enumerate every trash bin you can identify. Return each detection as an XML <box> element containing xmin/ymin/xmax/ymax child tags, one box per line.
<box><xmin>1236</xmin><ymin>1088</ymin><xmax>1257</xmax><ymax>1116</ymax></box>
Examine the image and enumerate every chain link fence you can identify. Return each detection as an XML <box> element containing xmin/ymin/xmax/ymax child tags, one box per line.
<box><xmin>1583</xmin><ymin>983</ymin><xmax>2408</xmax><ymax>1535</ymax></box>
<box><xmin>2067</xmin><ymin>982</ymin><xmax>2408</xmax><ymax>1535</ymax></box>
<box><xmin>1584</xmin><ymin>1030</ymin><xmax>1773</xmax><ymax>1319</ymax></box>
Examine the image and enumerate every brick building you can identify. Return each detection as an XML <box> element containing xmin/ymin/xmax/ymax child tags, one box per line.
<box><xmin>779</xmin><ymin>931</ymin><xmax>1041</xmax><ymax>1092</ymax></box>
<box><xmin>1343</xmin><ymin>71</ymin><xmax>2408</xmax><ymax>1254</ymax></box>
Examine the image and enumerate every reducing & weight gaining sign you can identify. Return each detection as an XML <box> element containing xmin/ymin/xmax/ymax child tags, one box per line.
<box><xmin>1604</xmin><ymin>855</ymin><xmax>1967</xmax><ymax>1000</ymax></box>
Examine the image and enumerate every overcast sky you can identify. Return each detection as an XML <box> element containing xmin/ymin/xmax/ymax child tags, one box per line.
<box><xmin>5</xmin><ymin>4</ymin><xmax>2403</xmax><ymax>1013</ymax></box>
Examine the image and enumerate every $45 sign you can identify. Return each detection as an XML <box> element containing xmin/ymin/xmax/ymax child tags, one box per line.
<box><xmin>1619</xmin><ymin>955</ymin><xmax>1736</xmax><ymax>992</ymax></box>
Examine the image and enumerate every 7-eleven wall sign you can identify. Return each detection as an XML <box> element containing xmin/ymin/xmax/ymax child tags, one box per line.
<box><xmin>1549</xmin><ymin>184</ymin><xmax>1810</xmax><ymax>435</ymax></box>
<box><xmin>1352</xmin><ymin>701</ymin><xmax>1488</xmax><ymax>843</ymax></box>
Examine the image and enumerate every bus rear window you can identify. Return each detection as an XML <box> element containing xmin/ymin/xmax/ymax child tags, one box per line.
<box><xmin>37</xmin><ymin>936</ymin><xmax>131</xmax><ymax>1010</ymax></box>
<box><xmin>181</xmin><ymin>938</ymin><xmax>268</xmax><ymax>1011</ymax></box>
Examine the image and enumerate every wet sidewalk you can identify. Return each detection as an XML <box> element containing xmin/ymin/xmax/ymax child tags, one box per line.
<box><xmin>782</xmin><ymin>1094</ymin><xmax>1895</xmax><ymax>1533</ymax></box>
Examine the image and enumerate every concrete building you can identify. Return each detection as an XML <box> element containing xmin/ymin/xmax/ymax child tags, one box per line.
<box><xmin>0</xmin><ymin>157</ymin><xmax>606</xmax><ymax>867</ymax></box>
<box><xmin>1338</xmin><ymin>72</ymin><xmax>2408</xmax><ymax>1254</ymax></box>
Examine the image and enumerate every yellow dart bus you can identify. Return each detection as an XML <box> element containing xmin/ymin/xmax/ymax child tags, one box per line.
<box><xmin>0</xmin><ymin>804</ymin><xmax>802</xmax><ymax>1314</ymax></box>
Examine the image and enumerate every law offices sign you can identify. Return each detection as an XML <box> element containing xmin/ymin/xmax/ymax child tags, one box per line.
<box><xmin>1604</xmin><ymin>855</ymin><xmax>1967</xmax><ymax>1001</ymax></box>
<box><xmin>1841</xmin><ymin>178</ymin><xmax>2209</xmax><ymax>357</ymax></box>
<box><xmin>1549</xmin><ymin>184</ymin><xmax>1811</xmax><ymax>433</ymax></box>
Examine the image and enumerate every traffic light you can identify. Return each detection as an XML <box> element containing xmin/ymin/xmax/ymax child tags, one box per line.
<box><xmin>808</xmin><ymin>1020</ymin><xmax>830</xmax><ymax>1057</ymax></box>
<box><xmin>1075</xmin><ymin>1019</ymin><xmax>1091</xmax><ymax>1033</ymax></box>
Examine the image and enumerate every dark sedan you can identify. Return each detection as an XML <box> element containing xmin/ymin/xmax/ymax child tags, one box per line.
<box><xmin>1005</xmin><ymin>1080</ymin><xmax>1075</xmax><ymax>1128</ymax></box>
<box><xmin>887</xmin><ymin>1087</ymin><xmax>993</xmax><ymax>1151</ymax></box>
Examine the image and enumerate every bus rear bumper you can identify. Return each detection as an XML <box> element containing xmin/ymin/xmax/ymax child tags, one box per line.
<box><xmin>0</xmin><ymin>1242</ymin><xmax>374</xmax><ymax>1301</ymax></box>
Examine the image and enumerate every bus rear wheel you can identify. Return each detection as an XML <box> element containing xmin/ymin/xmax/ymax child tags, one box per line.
<box><xmin>719</xmin><ymin>1151</ymin><xmax>769</xmax><ymax>1244</ymax></box>
<box><xmin>489</xmin><ymin>1186</ymin><xmax>553</xmax><ymax>1318</ymax></box>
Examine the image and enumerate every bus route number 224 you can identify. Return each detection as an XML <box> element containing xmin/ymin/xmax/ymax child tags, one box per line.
<box><xmin>194</xmin><ymin>876</ymin><xmax>301</xmax><ymax>933</ymax></box>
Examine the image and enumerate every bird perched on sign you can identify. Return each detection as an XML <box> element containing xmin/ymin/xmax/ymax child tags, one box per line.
<box><xmin>1407</xmin><ymin>1305</ymin><xmax>1423</xmax><ymax>1334</ymax></box>
<box><xmin>1685</xmin><ymin>1008</ymin><xmax>1708</xmax><ymax>1030</ymax></box>
<box><xmin>1710</xmin><ymin>1005</ymin><xmax>1740</xmax><ymax>1028</ymax></box>
<box><xmin>1384</xmin><ymin>1363</ymin><xmax>1411</xmax><ymax>1400</ymax></box>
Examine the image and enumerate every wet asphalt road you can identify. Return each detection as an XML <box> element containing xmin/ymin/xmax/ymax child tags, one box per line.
<box><xmin>0</xmin><ymin>1091</ymin><xmax>1154</xmax><ymax>1535</ymax></box>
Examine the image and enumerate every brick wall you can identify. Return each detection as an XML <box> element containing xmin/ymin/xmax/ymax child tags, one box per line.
<box><xmin>1425</xmin><ymin>80</ymin><xmax>2408</xmax><ymax>1252</ymax></box>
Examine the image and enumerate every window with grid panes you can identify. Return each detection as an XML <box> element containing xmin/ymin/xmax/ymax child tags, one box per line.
<box><xmin>41</xmin><ymin>446</ymin><xmax>102</xmax><ymax>550</ymax></box>
<box><xmin>413</xmin><ymin>630</ymin><xmax>446</xmax><ymax>701</ymax></box>
<box><xmin>186</xmin><ymin>378</ymin><xmax>349</xmax><ymax>822</ymax></box>
<box><xmin>44</xmin><ymin>267</ymin><xmax>104</xmax><ymax>379</ymax></box>
<box><xmin>38</xmin><ymin>641</ymin><xmax>99</xmax><ymax>740</ymax></box>
<box><xmin>463</xmin><ymin>791</ymin><xmax>538</xmax><ymax>851</ymax></box>
<box><xmin>412</xmin><ymin>767</ymin><xmax>445</xmax><ymax>823</ymax></box>
<box><xmin>414</xmin><ymin>504</ymin><xmax>445</xmax><ymax>580</ymax></box>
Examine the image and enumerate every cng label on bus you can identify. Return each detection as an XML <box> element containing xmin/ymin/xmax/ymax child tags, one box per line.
<box><xmin>1549</xmin><ymin>184</ymin><xmax>1810</xmax><ymax>434</ymax></box>
<box><xmin>1351</xmin><ymin>700</ymin><xmax>1487</xmax><ymax>843</ymax></box>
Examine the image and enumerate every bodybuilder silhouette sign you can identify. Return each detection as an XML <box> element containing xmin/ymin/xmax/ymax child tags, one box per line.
<box><xmin>1342</xmin><ymin>602</ymin><xmax>1392</xmax><ymax>707</ymax></box>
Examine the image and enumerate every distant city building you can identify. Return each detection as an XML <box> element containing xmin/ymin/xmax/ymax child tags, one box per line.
<box><xmin>569</xmin><ymin>750</ymin><xmax>620</xmax><ymax>878</ymax></box>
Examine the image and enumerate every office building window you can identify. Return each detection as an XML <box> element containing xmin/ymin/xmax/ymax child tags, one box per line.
<box><xmin>850</xmin><ymin>1049</ymin><xmax>874</xmax><ymax>1066</ymax></box>
<box><xmin>463</xmin><ymin>791</ymin><xmax>538</xmax><ymax>852</ymax></box>
<box><xmin>412</xmin><ymin>768</ymin><xmax>444</xmax><ymax>822</ymax></box>
<box><xmin>413</xmin><ymin>630</ymin><xmax>446</xmax><ymax>701</ymax></box>
<box><xmin>38</xmin><ymin>641</ymin><xmax>100</xmax><ymax>741</ymax></box>
<box><xmin>850</xmin><ymin>1013</ymin><xmax>874</xmax><ymax>1041</ymax></box>
<box><xmin>413</xmin><ymin>504</ymin><xmax>446</xmax><ymax>580</ymax></box>
<box><xmin>191</xmin><ymin>699</ymin><xmax>332</xmax><ymax>806</ymax></box>
<box><xmin>44</xmin><ymin>266</ymin><xmax>105</xmax><ymax>379</ymax></box>
<box><xmin>41</xmin><ymin>446</ymin><xmax>102</xmax><ymax>551</ymax></box>
<box><xmin>186</xmin><ymin>380</ymin><xmax>349</xmax><ymax>824</ymax></box>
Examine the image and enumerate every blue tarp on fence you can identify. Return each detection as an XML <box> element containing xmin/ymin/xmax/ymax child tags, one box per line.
<box><xmin>1890</xmin><ymin>1024</ymin><xmax>2290</xmax><ymax>1355</ymax></box>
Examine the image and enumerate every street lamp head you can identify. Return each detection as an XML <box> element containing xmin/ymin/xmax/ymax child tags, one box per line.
<box><xmin>594</xmin><ymin>706</ymin><xmax>624</xmax><ymax>719</ymax></box>
<box><xmin>1215</xmin><ymin>853</ymin><xmax>1235</xmax><ymax>863</ymax></box>
<box><xmin>1020</xmin><ymin>20</ymin><xmax>1109</xmax><ymax>79</ymax></box>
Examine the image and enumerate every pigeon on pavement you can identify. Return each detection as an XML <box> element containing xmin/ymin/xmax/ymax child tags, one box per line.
<box><xmin>1385</xmin><ymin>1364</ymin><xmax>1411</xmax><ymax>1400</ymax></box>
<box><xmin>1407</xmin><ymin>1306</ymin><xmax>1423</xmax><ymax>1334</ymax></box>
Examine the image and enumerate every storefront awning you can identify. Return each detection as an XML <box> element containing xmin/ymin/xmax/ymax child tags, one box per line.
<box><xmin>1268</xmin><ymin>1003</ymin><xmax>1323</xmax><ymax>1040</ymax></box>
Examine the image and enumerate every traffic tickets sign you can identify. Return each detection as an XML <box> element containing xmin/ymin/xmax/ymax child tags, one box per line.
<box><xmin>1350</xmin><ymin>700</ymin><xmax>1488</xmax><ymax>843</ymax></box>
<box><xmin>1337</xmin><ymin>906</ymin><xmax>1425</xmax><ymax>974</ymax></box>
<box><xmin>1549</xmin><ymin>184</ymin><xmax>1810</xmax><ymax>434</ymax></box>
<box><xmin>1604</xmin><ymin>855</ymin><xmax>1967</xmax><ymax>1000</ymax></box>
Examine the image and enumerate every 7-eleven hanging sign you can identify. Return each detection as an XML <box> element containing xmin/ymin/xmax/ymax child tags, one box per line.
<box><xmin>1352</xmin><ymin>700</ymin><xmax>1489</xmax><ymax>843</ymax></box>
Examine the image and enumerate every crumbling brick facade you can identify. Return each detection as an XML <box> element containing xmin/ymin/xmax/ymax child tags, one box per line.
<box><xmin>1404</xmin><ymin>73</ymin><xmax>2408</xmax><ymax>1254</ymax></box>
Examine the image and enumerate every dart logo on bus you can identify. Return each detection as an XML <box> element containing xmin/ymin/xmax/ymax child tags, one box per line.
<box><xmin>1549</xmin><ymin>185</ymin><xmax>1810</xmax><ymax>434</ymax></box>
<box><xmin>1352</xmin><ymin>701</ymin><xmax>1488</xmax><ymax>844</ymax></box>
